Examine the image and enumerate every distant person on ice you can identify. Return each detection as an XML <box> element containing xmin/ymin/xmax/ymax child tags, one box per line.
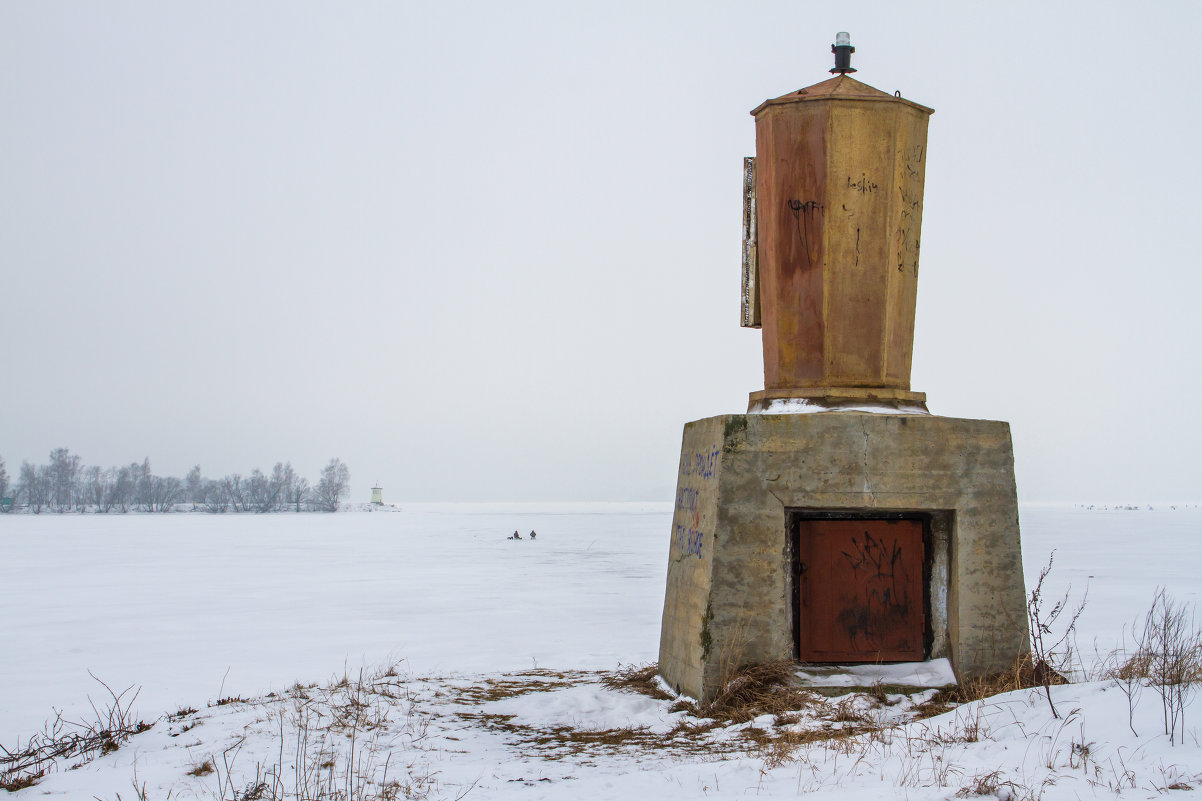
<box><xmin>529</xmin><ymin>531</ymin><xmax>537</xmax><ymax>540</ymax></box>
<box><xmin>509</xmin><ymin>530</ymin><xmax>522</xmax><ymax>540</ymax></box>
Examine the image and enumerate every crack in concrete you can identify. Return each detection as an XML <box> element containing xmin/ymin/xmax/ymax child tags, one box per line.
<box><xmin>860</xmin><ymin>418</ymin><xmax>877</xmax><ymax>506</ymax></box>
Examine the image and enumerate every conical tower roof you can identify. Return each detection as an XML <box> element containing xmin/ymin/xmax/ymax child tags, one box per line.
<box><xmin>750</xmin><ymin>74</ymin><xmax>933</xmax><ymax>116</ymax></box>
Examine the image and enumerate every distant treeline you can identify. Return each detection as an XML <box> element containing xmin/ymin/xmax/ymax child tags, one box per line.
<box><xmin>0</xmin><ymin>449</ymin><xmax>350</xmax><ymax>513</ymax></box>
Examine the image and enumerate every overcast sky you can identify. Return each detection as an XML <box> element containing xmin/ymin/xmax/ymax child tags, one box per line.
<box><xmin>2</xmin><ymin>1</ymin><xmax>1199</xmax><ymax>503</ymax></box>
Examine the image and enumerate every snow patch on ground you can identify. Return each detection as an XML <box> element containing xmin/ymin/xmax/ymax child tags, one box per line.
<box><xmin>4</xmin><ymin>503</ymin><xmax>1202</xmax><ymax>799</ymax></box>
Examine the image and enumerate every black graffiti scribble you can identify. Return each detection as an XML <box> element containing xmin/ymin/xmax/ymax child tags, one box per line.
<box><xmin>788</xmin><ymin>199</ymin><xmax>822</xmax><ymax>264</ymax></box>
<box><xmin>838</xmin><ymin>532</ymin><xmax>912</xmax><ymax>648</ymax></box>
<box><xmin>847</xmin><ymin>174</ymin><xmax>878</xmax><ymax>194</ymax></box>
<box><xmin>904</xmin><ymin>145</ymin><xmax>924</xmax><ymax>178</ymax></box>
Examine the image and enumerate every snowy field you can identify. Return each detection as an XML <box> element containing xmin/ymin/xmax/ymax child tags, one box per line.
<box><xmin>3</xmin><ymin>502</ymin><xmax>1202</xmax><ymax>799</ymax></box>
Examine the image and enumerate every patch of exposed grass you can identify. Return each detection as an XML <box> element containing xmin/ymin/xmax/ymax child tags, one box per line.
<box><xmin>453</xmin><ymin>709</ymin><xmax>738</xmax><ymax>763</ymax></box>
<box><xmin>448</xmin><ymin>669</ymin><xmax>600</xmax><ymax>705</ymax></box>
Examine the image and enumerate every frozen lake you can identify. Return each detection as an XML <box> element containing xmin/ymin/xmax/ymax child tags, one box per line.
<box><xmin>3</xmin><ymin>502</ymin><xmax>1201</xmax><ymax>745</ymax></box>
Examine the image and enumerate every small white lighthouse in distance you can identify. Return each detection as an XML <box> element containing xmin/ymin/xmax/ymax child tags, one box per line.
<box><xmin>371</xmin><ymin>484</ymin><xmax>383</xmax><ymax>505</ymax></box>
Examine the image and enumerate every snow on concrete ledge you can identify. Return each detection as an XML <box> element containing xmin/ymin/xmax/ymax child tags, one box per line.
<box><xmin>750</xmin><ymin>397</ymin><xmax>931</xmax><ymax>415</ymax></box>
<box><xmin>794</xmin><ymin>658</ymin><xmax>958</xmax><ymax>688</ymax></box>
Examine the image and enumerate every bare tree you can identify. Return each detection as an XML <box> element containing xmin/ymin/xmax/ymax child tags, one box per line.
<box><xmin>313</xmin><ymin>458</ymin><xmax>350</xmax><ymax>512</ymax></box>
<box><xmin>112</xmin><ymin>466</ymin><xmax>135</xmax><ymax>513</ymax></box>
<box><xmin>247</xmin><ymin>468</ymin><xmax>279</xmax><ymax>513</ymax></box>
<box><xmin>72</xmin><ymin>462</ymin><xmax>91</xmax><ymax>513</ymax></box>
<box><xmin>82</xmin><ymin>466</ymin><xmax>101</xmax><ymax>511</ymax></box>
<box><xmin>202</xmin><ymin>479</ymin><xmax>229</xmax><ymax>513</ymax></box>
<box><xmin>222</xmin><ymin>474</ymin><xmax>246</xmax><ymax>513</ymax></box>
<box><xmin>146</xmin><ymin>475</ymin><xmax>182</xmax><ymax>512</ymax></box>
<box><xmin>18</xmin><ymin>461</ymin><xmax>50</xmax><ymax>513</ymax></box>
<box><xmin>95</xmin><ymin>468</ymin><xmax>118</xmax><ymax>513</ymax></box>
<box><xmin>0</xmin><ymin>456</ymin><xmax>9</xmax><ymax>511</ymax></box>
<box><xmin>185</xmin><ymin>465</ymin><xmax>204</xmax><ymax>505</ymax></box>
<box><xmin>289</xmin><ymin>475</ymin><xmax>310</xmax><ymax>512</ymax></box>
<box><xmin>132</xmin><ymin>458</ymin><xmax>154</xmax><ymax>512</ymax></box>
<box><xmin>272</xmin><ymin>462</ymin><xmax>294</xmax><ymax>512</ymax></box>
<box><xmin>48</xmin><ymin>447</ymin><xmax>81</xmax><ymax>513</ymax></box>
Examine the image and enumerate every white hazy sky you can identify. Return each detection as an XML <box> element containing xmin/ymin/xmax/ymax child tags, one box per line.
<box><xmin>2</xmin><ymin>1</ymin><xmax>1199</xmax><ymax>503</ymax></box>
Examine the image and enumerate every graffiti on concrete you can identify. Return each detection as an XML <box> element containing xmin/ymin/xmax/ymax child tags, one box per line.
<box><xmin>672</xmin><ymin>447</ymin><xmax>719</xmax><ymax>559</ymax></box>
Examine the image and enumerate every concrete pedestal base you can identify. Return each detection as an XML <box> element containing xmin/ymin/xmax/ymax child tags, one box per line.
<box><xmin>658</xmin><ymin>412</ymin><xmax>1029</xmax><ymax>703</ymax></box>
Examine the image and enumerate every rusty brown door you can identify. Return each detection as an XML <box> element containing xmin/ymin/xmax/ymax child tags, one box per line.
<box><xmin>796</xmin><ymin>519</ymin><xmax>924</xmax><ymax>662</ymax></box>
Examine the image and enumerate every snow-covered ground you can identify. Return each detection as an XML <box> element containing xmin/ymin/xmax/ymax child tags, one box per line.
<box><xmin>3</xmin><ymin>503</ymin><xmax>1201</xmax><ymax>799</ymax></box>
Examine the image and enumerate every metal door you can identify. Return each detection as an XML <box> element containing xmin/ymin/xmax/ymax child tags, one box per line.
<box><xmin>795</xmin><ymin>518</ymin><xmax>925</xmax><ymax>662</ymax></box>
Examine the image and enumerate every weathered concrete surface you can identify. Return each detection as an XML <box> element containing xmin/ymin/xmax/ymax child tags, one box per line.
<box><xmin>658</xmin><ymin>412</ymin><xmax>1029</xmax><ymax>703</ymax></box>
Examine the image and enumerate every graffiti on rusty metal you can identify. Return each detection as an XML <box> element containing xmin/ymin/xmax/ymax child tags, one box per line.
<box><xmin>836</xmin><ymin>531</ymin><xmax>913</xmax><ymax>648</ymax></box>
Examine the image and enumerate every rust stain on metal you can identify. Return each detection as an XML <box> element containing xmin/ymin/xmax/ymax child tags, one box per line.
<box><xmin>749</xmin><ymin>75</ymin><xmax>932</xmax><ymax>401</ymax></box>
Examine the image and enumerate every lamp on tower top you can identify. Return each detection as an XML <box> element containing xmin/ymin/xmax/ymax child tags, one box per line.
<box><xmin>830</xmin><ymin>31</ymin><xmax>856</xmax><ymax>74</ymax></box>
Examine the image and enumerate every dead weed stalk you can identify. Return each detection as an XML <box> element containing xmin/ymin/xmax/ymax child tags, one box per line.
<box><xmin>0</xmin><ymin>673</ymin><xmax>150</xmax><ymax>792</ymax></box>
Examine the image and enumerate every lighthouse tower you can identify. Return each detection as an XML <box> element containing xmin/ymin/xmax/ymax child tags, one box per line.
<box><xmin>658</xmin><ymin>36</ymin><xmax>1029</xmax><ymax>702</ymax></box>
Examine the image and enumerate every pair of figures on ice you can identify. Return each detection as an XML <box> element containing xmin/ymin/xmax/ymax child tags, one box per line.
<box><xmin>509</xmin><ymin>530</ymin><xmax>536</xmax><ymax>540</ymax></box>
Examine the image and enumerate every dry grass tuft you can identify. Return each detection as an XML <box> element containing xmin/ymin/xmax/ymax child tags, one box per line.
<box><xmin>868</xmin><ymin>680</ymin><xmax>903</xmax><ymax>706</ymax></box>
<box><xmin>914</xmin><ymin>654</ymin><xmax>1064</xmax><ymax>719</ymax></box>
<box><xmin>701</xmin><ymin>660</ymin><xmax>818</xmax><ymax>724</ymax></box>
<box><xmin>0</xmin><ymin>768</ymin><xmax>45</xmax><ymax>792</ymax></box>
<box><xmin>754</xmin><ymin>720</ymin><xmax>877</xmax><ymax>769</ymax></box>
<box><xmin>955</xmin><ymin>769</ymin><xmax>1011</xmax><ymax>797</ymax></box>
<box><xmin>168</xmin><ymin>706</ymin><xmax>198</xmax><ymax>721</ymax></box>
<box><xmin>600</xmin><ymin>663</ymin><xmax>673</xmax><ymax>701</ymax></box>
<box><xmin>211</xmin><ymin>695</ymin><xmax>250</xmax><ymax>707</ymax></box>
<box><xmin>828</xmin><ymin>697</ymin><xmax>869</xmax><ymax>724</ymax></box>
<box><xmin>186</xmin><ymin>758</ymin><xmax>215</xmax><ymax>777</ymax></box>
